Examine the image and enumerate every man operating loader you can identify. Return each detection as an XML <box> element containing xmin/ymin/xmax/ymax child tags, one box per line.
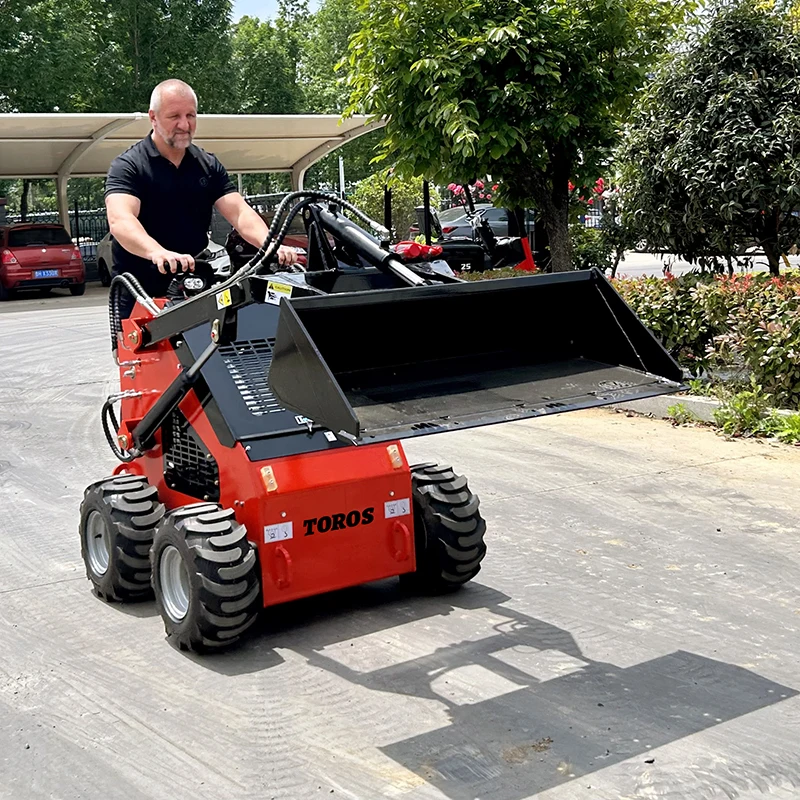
<box><xmin>105</xmin><ymin>78</ymin><xmax>296</xmax><ymax>316</ymax></box>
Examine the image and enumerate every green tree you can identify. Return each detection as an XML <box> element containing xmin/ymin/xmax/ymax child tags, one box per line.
<box><xmin>232</xmin><ymin>15</ymin><xmax>303</xmax><ymax>114</ymax></box>
<box><xmin>298</xmin><ymin>0</ymin><xmax>380</xmax><ymax>190</ymax></box>
<box><xmin>342</xmin><ymin>0</ymin><xmax>688</xmax><ymax>271</ymax></box>
<box><xmin>93</xmin><ymin>0</ymin><xmax>235</xmax><ymax>112</ymax></box>
<box><xmin>349</xmin><ymin>172</ymin><xmax>440</xmax><ymax>240</ymax></box>
<box><xmin>0</xmin><ymin>0</ymin><xmax>99</xmax><ymax>113</ymax></box>
<box><xmin>619</xmin><ymin>0</ymin><xmax>800</xmax><ymax>275</ymax></box>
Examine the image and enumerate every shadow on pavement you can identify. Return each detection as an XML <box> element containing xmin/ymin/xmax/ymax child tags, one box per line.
<box><xmin>199</xmin><ymin>579</ymin><xmax>798</xmax><ymax>797</ymax></box>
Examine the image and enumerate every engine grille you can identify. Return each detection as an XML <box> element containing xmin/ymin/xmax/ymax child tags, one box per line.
<box><xmin>163</xmin><ymin>409</ymin><xmax>219</xmax><ymax>501</ymax></box>
<box><xmin>219</xmin><ymin>338</ymin><xmax>287</xmax><ymax>416</ymax></box>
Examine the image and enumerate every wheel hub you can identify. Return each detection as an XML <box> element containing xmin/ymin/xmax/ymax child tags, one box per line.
<box><xmin>85</xmin><ymin>510</ymin><xmax>111</xmax><ymax>577</ymax></box>
<box><xmin>160</xmin><ymin>545</ymin><xmax>191</xmax><ymax>623</ymax></box>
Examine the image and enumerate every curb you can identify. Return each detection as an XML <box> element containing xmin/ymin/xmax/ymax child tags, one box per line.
<box><xmin>610</xmin><ymin>393</ymin><xmax>795</xmax><ymax>423</ymax></box>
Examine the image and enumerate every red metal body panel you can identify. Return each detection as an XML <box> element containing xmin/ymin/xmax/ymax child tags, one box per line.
<box><xmin>117</xmin><ymin>303</ymin><xmax>417</xmax><ymax>609</ymax></box>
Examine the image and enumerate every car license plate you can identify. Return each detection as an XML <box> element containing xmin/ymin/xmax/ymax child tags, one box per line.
<box><xmin>34</xmin><ymin>269</ymin><xmax>59</xmax><ymax>278</ymax></box>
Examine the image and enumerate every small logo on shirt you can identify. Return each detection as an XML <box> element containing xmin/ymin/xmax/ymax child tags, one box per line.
<box><xmin>199</xmin><ymin>177</ymin><xmax>209</xmax><ymax>187</ymax></box>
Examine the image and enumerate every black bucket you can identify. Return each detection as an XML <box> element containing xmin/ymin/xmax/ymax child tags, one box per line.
<box><xmin>268</xmin><ymin>269</ymin><xmax>684</xmax><ymax>442</ymax></box>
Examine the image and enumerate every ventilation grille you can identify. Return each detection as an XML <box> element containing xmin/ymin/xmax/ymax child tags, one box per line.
<box><xmin>163</xmin><ymin>410</ymin><xmax>219</xmax><ymax>501</ymax></box>
<box><xmin>219</xmin><ymin>339</ymin><xmax>287</xmax><ymax>416</ymax></box>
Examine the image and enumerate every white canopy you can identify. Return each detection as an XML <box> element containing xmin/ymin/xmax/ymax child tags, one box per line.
<box><xmin>0</xmin><ymin>113</ymin><xmax>385</xmax><ymax>230</ymax></box>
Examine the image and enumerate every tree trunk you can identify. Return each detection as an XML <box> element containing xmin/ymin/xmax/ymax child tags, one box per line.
<box><xmin>610</xmin><ymin>250</ymin><xmax>623</xmax><ymax>278</ymax></box>
<box><xmin>762</xmin><ymin>240</ymin><xmax>780</xmax><ymax>276</ymax></box>
<box><xmin>20</xmin><ymin>179</ymin><xmax>31</xmax><ymax>221</ymax></box>
<box><xmin>543</xmin><ymin>205</ymin><xmax>572</xmax><ymax>272</ymax></box>
<box><xmin>760</xmin><ymin>208</ymin><xmax>781</xmax><ymax>276</ymax></box>
<box><xmin>533</xmin><ymin>152</ymin><xmax>572</xmax><ymax>272</ymax></box>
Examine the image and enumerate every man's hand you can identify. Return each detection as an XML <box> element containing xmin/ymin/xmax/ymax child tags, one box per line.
<box><xmin>276</xmin><ymin>245</ymin><xmax>298</xmax><ymax>267</ymax></box>
<box><xmin>149</xmin><ymin>249</ymin><xmax>195</xmax><ymax>274</ymax></box>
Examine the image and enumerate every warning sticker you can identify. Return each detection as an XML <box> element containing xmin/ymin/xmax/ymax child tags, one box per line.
<box><xmin>265</xmin><ymin>281</ymin><xmax>293</xmax><ymax>305</ymax></box>
<box><xmin>264</xmin><ymin>522</ymin><xmax>293</xmax><ymax>543</ymax></box>
<box><xmin>215</xmin><ymin>288</ymin><xmax>232</xmax><ymax>309</ymax></box>
<box><xmin>384</xmin><ymin>498</ymin><xmax>411</xmax><ymax>519</ymax></box>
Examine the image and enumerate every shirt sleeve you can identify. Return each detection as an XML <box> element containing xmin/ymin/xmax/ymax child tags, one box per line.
<box><xmin>104</xmin><ymin>154</ymin><xmax>142</xmax><ymax>200</ymax></box>
<box><xmin>208</xmin><ymin>154</ymin><xmax>237</xmax><ymax>202</ymax></box>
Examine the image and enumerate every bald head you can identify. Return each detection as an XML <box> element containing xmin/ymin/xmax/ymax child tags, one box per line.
<box><xmin>150</xmin><ymin>79</ymin><xmax>198</xmax><ymax>113</ymax></box>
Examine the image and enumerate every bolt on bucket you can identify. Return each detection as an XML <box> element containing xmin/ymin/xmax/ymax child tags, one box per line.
<box><xmin>268</xmin><ymin>269</ymin><xmax>684</xmax><ymax>443</ymax></box>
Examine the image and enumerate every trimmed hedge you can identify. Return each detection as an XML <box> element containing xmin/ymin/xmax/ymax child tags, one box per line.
<box><xmin>463</xmin><ymin>268</ymin><xmax>800</xmax><ymax>409</ymax></box>
<box><xmin>616</xmin><ymin>272</ymin><xmax>800</xmax><ymax>409</ymax></box>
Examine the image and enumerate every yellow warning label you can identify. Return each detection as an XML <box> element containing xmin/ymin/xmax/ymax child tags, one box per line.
<box><xmin>265</xmin><ymin>281</ymin><xmax>293</xmax><ymax>305</ymax></box>
<box><xmin>215</xmin><ymin>289</ymin><xmax>232</xmax><ymax>309</ymax></box>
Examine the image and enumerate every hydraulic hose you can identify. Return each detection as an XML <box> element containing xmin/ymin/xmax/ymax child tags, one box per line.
<box><xmin>108</xmin><ymin>273</ymin><xmax>161</xmax><ymax>351</ymax></box>
<box><xmin>101</xmin><ymin>396</ymin><xmax>138</xmax><ymax>462</ymax></box>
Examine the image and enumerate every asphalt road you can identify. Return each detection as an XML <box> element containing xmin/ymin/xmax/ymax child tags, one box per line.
<box><xmin>1</xmin><ymin>294</ymin><xmax>799</xmax><ymax>800</ymax></box>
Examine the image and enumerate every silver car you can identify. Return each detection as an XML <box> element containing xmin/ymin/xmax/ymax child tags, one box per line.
<box><xmin>409</xmin><ymin>204</ymin><xmax>511</xmax><ymax>239</ymax></box>
<box><xmin>96</xmin><ymin>233</ymin><xmax>231</xmax><ymax>286</ymax></box>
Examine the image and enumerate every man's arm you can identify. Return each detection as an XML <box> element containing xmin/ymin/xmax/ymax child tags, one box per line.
<box><xmin>215</xmin><ymin>192</ymin><xmax>297</xmax><ymax>266</ymax></box>
<box><xmin>106</xmin><ymin>193</ymin><xmax>195</xmax><ymax>273</ymax></box>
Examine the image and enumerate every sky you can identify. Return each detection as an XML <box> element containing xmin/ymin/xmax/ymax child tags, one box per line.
<box><xmin>231</xmin><ymin>0</ymin><xmax>280</xmax><ymax>20</ymax></box>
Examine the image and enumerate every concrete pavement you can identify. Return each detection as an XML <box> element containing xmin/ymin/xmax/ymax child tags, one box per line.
<box><xmin>0</xmin><ymin>297</ymin><xmax>799</xmax><ymax>800</ymax></box>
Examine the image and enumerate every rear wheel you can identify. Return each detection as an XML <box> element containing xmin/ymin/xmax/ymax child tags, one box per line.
<box><xmin>98</xmin><ymin>260</ymin><xmax>111</xmax><ymax>287</ymax></box>
<box><xmin>70</xmin><ymin>283</ymin><xmax>86</xmax><ymax>296</ymax></box>
<box><xmin>0</xmin><ymin>282</ymin><xmax>9</xmax><ymax>301</ymax></box>
<box><xmin>151</xmin><ymin>504</ymin><xmax>261</xmax><ymax>653</ymax></box>
<box><xmin>79</xmin><ymin>474</ymin><xmax>165</xmax><ymax>601</ymax></box>
<box><xmin>402</xmin><ymin>463</ymin><xmax>487</xmax><ymax>592</ymax></box>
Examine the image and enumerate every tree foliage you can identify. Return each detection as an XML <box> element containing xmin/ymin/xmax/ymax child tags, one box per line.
<box><xmin>619</xmin><ymin>0</ymin><xmax>800</xmax><ymax>275</ymax></box>
<box><xmin>349</xmin><ymin>172</ymin><xmax>440</xmax><ymax>240</ymax></box>
<box><xmin>232</xmin><ymin>15</ymin><xmax>303</xmax><ymax>114</ymax></box>
<box><xmin>342</xmin><ymin>0</ymin><xmax>689</xmax><ymax>270</ymax></box>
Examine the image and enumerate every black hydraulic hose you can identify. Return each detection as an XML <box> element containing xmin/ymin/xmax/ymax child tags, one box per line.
<box><xmin>243</xmin><ymin>190</ymin><xmax>389</xmax><ymax>274</ymax></box>
<box><xmin>102</xmin><ymin>397</ymin><xmax>137</xmax><ymax>462</ymax></box>
<box><xmin>108</xmin><ymin>273</ymin><xmax>160</xmax><ymax>351</ymax></box>
<box><xmin>244</xmin><ymin>197</ymin><xmax>329</xmax><ymax>275</ymax></box>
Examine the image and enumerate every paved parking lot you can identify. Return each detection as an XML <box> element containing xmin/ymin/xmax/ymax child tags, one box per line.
<box><xmin>1</xmin><ymin>295</ymin><xmax>799</xmax><ymax>799</ymax></box>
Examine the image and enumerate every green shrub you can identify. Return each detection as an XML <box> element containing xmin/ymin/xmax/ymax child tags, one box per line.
<box><xmin>570</xmin><ymin>223</ymin><xmax>613</xmax><ymax>271</ymax></box>
<box><xmin>615</xmin><ymin>272</ymin><xmax>800</xmax><ymax>407</ymax></box>
<box><xmin>349</xmin><ymin>172</ymin><xmax>440</xmax><ymax>242</ymax></box>
<box><xmin>712</xmin><ymin>381</ymin><xmax>783</xmax><ymax>437</ymax></box>
<box><xmin>667</xmin><ymin>402</ymin><xmax>698</xmax><ymax>425</ymax></box>
<box><xmin>776</xmin><ymin>414</ymin><xmax>800</xmax><ymax>444</ymax></box>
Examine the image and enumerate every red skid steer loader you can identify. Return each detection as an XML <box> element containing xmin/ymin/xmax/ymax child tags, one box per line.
<box><xmin>79</xmin><ymin>192</ymin><xmax>683</xmax><ymax>653</ymax></box>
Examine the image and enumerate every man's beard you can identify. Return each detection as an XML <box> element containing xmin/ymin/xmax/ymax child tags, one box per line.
<box><xmin>165</xmin><ymin>131</ymin><xmax>193</xmax><ymax>149</ymax></box>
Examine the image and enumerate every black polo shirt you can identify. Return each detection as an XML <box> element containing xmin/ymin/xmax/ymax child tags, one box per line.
<box><xmin>105</xmin><ymin>133</ymin><xmax>236</xmax><ymax>275</ymax></box>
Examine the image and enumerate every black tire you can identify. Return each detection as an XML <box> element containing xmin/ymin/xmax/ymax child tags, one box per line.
<box><xmin>0</xmin><ymin>282</ymin><xmax>9</xmax><ymax>301</ymax></box>
<box><xmin>79</xmin><ymin>474</ymin><xmax>165</xmax><ymax>601</ymax></box>
<box><xmin>70</xmin><ymin>282</ymin><xmax>86</xmax><ymax>296</ymax></box>
<box><xmin>151</xmin><ymin>504</ymin><xmax>261</xmax><ymax>653</ymax></box>
<box><xmin>98</xmin><ymin>260</ymin><xmax>111</xmax><ymax>287</ymax></box>
<box><xmin>401</xmin><ymin>462</ymin><xmax>487</xmax><ymax>592</ymax></box>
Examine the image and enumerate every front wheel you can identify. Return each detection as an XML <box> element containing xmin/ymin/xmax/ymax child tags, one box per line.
<box><xmin>151</xmin><ymin>504</ymin><xmax>261</xmax><ymax>653</ymax></box>
<box><xmin>401</xmin><ymin>463</ymin><xmax>487</xmax><ymax>592</ymax></box>
<box><xmin>79</xmin><ymin>474</ymin><xmax>165</xmax><ymax>601</ymax></box>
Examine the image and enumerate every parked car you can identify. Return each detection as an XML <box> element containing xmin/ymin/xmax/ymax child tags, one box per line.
<box><xmin>0</xmin><ymin>223</ymin><xmax>85</xmax><ymax>300</ymax></box>
<box><xmin>96</xmin><ymin>233</ymin><xmax>232</xmax><ymax>287</ymax></box>
<box><xmin>409</xmin><ymin>204</ymin><xmax>511</xmax><ymax>239</ymax></box>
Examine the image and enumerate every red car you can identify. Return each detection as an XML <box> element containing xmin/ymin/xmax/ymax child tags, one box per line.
<box><xmin>0</xmin><ymin>223</ymin><xmax>86</xmax><ymax>300</ymax></box>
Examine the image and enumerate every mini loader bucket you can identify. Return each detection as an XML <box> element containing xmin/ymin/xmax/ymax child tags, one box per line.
<box><xmin>268</xmin><ymin>268</ymin><xmax>684</xmax><ymax>443</ymax></box>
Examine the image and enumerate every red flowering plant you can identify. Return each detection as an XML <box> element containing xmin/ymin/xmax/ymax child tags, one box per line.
<box><xmin>445</xmin><ymin>178</ymin><xmax>499</xmax><ymax>208</ymax></box>
<box><xmin>615</xmin><ymin>270</ymin><xmax>800</xmax><ymax>407</ymax></box>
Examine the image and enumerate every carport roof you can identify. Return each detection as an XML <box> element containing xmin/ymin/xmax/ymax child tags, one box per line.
<box><xmin>0</xmin><ymin>113</ymin><xmax>385</xmax><ymax>180</ymax></box>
